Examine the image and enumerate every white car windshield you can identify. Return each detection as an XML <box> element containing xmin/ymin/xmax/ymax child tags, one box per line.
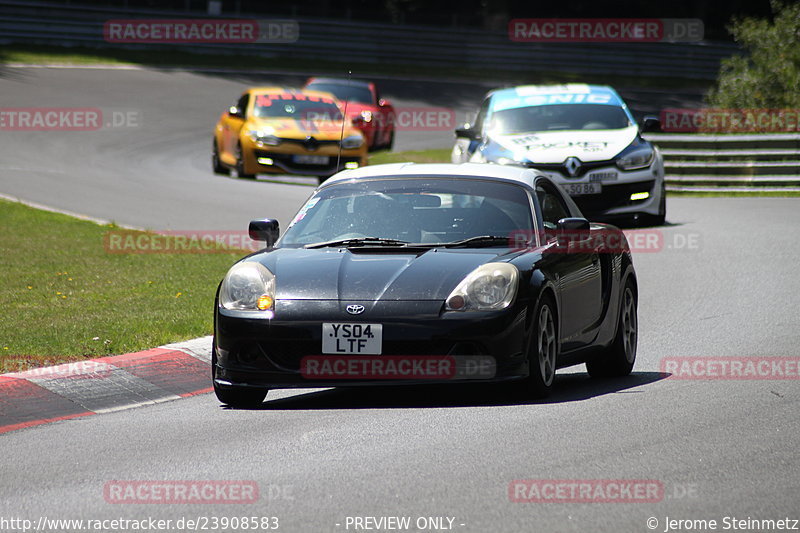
<box><xmin>488</xmin><ymin>104</ymin><xmax>631</xmax><ymax>134</ymax></box>
<box><xmin>253</xmin><ymin>95</ymin><xmax>343</xmax><ymax>122</ymax></box>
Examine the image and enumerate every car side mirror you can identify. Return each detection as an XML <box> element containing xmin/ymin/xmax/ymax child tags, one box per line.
<box><xmin>455</xmin><ymin>122</ymin><xmax>479</xmax><ymax>140</ymax></box>
<box><xmin>378</xmin><ymin>98</ymin><xmax>390</xmax><ymax>107</ymax></box>
<box><xmin>228</xmin><ymin>106</ymin><xmax>244</xmax><ymax>119</ymax></box>
<box><xmin>641</xmin><ymin>115</ymin><xmax>661</xmax><ymax>133</ymax></box>
<box><xmin>556</xmin><ymin>217</ymin><xmax>590</xmax><ymax>246</ymax></box>
<box><xmin>249</xmin><ymin>219</ymin><xmax>280</xmax><ymax>247</ymax></box>
<box><xmin>557</xmin><ymin>217</ymin><xmax>590</xmax><ymax>231</ymax></box>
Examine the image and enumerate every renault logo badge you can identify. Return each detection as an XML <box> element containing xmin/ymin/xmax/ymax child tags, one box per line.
<box><xmin>564</xmin><ymin>156</ymin><xmax>582</xmax><ymax>177</ymax></box>
<box><xmin>346</xmin><ymin>304</ymin><xmax>365</xmax><ymax>315</ymax></box>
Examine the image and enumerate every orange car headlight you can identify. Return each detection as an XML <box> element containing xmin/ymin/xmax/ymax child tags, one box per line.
<box><xmin>341</xmin><ymin>134</ymin><xmax>364</xmax><ymax>150</ymax></box>
<box><xmin>247</xmin><ymin>130</ymin><xmax>281</xmax><ymax>146</ymax></box>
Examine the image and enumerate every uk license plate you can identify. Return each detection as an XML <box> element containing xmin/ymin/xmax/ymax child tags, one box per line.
<box><xmin>322</xmin><ymin>323</ymin><xmax>382</xmax><ymax>354</ymax></box>
<box><xmin>565</xmin><ymin>182</ymin><xmax>601</xmax><ymax>195</ymax></box>
<box><xmin>293</xmin><ymin>154</ymin><xmax>329</xmax><ymax>165</ymax></box>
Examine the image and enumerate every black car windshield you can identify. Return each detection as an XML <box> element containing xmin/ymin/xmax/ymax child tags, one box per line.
<box><xmin>306</xmin><ymin>83</ymin><xmax>374</xmax><ymax>105</ymax></box>
<box><xmin>488</xmin><ymin>104</ymin><xmax>631</xmax><ymax>134</ymax></box>
<box><xmin>253</xmin><ymin>94</ymin><xmax>343</xmax><ymax>122</ymax></box>
<box><xmin>279</xmin><ymin>178</ymin><xmax>534</xmax><ymax>247</ymax></box>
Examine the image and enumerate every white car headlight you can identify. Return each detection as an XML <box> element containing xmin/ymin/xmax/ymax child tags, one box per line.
<box><xmin>360</xmin><ymin>110</ymin><xmax>373</xmax><ymax>123</ymax></box>
<box><xmin>616</xmin><ymin>146</ymin><xmax>654</xmax><ymax>170</ymax></box>
<box><xmin>496</xmin><ymin>157</ymin><xmax>523</xmax><ymax>166</ymax></box>
<box><xmin>445</xmin><ymin>263</ymin><xmax>519</xmax><ymax>311</ymax></box>
<box><xmin>470</xmin><ymin>151</ymin><xmax>487</xmax><ymax>163</ymax></box>
<box><xmin>341</xmin><ymin>134</ymin><xmax>364</xmax><ymax>149</ymax></box>
<box><xmin>219</xmin><ymin>262</ymin><xmax>275</xmax><ymax>313</ymax></box>
<box><xmin>247</xmin><ymin>130</ymin><xmax>281</xmax><ymax>146</ymax></box>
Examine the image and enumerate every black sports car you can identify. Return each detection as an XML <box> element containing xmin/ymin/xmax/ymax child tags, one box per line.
<box><xmin>213</xmin><ymin>163</ymin><xmax>638</xmax><ymax>406</ymax></box>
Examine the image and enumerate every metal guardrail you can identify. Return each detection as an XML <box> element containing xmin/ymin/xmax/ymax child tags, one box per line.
<box><xmin>645</xmin><ymin>134</ymin><xmax>800</xmax><ymax>192</ymax></box>
<box><xmin>0</xmin><ymin>0</ymin><xmax>740</xmax><ymax>79</ymax></box>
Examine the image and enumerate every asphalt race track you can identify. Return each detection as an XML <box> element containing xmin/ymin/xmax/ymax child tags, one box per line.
<box><xmin>1</xmin><ymin>66</ymin><xmax>799</xmax><ymax>532</ymax></box>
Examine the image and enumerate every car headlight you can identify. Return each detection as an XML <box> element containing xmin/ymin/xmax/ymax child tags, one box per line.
<box><xmin>341</xmin><ymin>134</ymin><xmax>364</xmax><ymax>149</ymax></box>
<box><xmin>360</xmin><ymin>110</ymin><xmax>373</xmax><ymax>123</ymax></box>
<box><xmin>496</xmin><ymin>157</ymin><xmax>524</xmax><ymax>166</ymax></box>
<box><xmin>616</xmin><ymin>145</ymin><xmax>654</xmax><ymax>170</ymax></box>
<box><xmin>470</xmin><ymin>150</ymin><xmax>487</xmax><ymax>163</ymax></box>
<box><xmin>445</xmin><ymin>263</ymin><xmax>519</xmax><ymax>311</ymax></box>
<box><xmin>247</xmin><ymin>130</ymin><xmax>281</xmax><ymax>146</ymax></box>
<box><xmin>219</xmin><ymin>262</ymin><xmax>275</xmax><ymax>312</ymax></box>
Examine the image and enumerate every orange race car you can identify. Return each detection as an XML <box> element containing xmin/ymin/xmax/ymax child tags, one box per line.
<box><xmin>213</xmin><ymin>87</ymin><xmax>368</xmax><ymax>183</ymax></box>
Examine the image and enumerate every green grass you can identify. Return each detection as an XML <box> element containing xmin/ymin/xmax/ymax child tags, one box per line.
<box><xmin>0</xmin><ymin>43</ymin><xmax>711</xmax><ymax>89</ymax></box>
<box><xmin>666</xmin><ymin>189</ymin><xmax>800</xmax><ymax>197</ymax></box>
<box><xmin>369</xmin><ymin>148</ymin><xmax>451</xmax><ymax>165</ymax></box>
<box><xmin>0</xmin><ymin>199</ymin><xmax>245</xmax><ymax>372</ymax></box>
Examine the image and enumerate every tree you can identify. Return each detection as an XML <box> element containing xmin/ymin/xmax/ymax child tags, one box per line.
<box><xmin>707</xmin><ymin>1</ymin><xmax>800</xmax><ymax>108</ymax></box>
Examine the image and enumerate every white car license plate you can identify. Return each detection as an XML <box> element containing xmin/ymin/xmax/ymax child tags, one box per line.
<box><xmin>565</xmin><ymin>182</ymin><xmax>601</xmax><ymax>195</ymax></box>
<box><xmin>322</xmin><ymin>323</ymin><xmax>382</xmax><ymax>354</ymax></box>
<box><xmin>293</xmin><ymin>154</ymin><xmax>329</xmax><ymax>165</ymax></box>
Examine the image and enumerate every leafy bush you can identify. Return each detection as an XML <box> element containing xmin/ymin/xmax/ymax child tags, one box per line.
<box><xmin>707</xmin><ymin>2</ymin><xmax>800</xmax><ymax>108</ymax></box>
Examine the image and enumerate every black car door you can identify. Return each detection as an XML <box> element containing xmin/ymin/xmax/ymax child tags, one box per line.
<box><xmin>535</xmin><ymin>181</ymin><xmax>603</xmax><ymax>351</ymax></box>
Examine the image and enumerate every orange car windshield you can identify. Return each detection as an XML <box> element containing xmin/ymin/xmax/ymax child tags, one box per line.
<box><xmin>253</xmin><ymin>93</ymin><xmax>343</xmax><ymax>122</ymax></box>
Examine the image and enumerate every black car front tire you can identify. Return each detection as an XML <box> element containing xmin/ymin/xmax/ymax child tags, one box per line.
<box><xmin>520</xmin><ymin>294</ymin><xmax>558</xmax><ymax>398</ymax></box>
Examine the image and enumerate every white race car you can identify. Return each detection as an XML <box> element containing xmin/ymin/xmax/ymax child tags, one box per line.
<box><xmin>453</xmin><ymin>84</ymin><xmax>665</xmax><ymax>225</ymax></box>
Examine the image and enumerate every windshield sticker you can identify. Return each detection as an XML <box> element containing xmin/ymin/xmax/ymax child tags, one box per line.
<box><xmin>494</xmin><ymin>92</ymin><xmax>616</xmax><ymax>112</ymax></box>
<box><xmin>288</xmin><ymin>197</ymin><xmax>321</xmax><ymax>227</ymax></box>
<box><xmin>256</xmin><ymin>94</ymin><xmax>335</xmax><ymax>107</ymax></box>
<box><xmin>515</xmin><ymin>84</ymin><xmax>591</xmax><ymax>95</ymax></box>
<box><xmin>509</xmin><ymin>134</ymin><xmax>540</xmax><ymax>145</ymax></box>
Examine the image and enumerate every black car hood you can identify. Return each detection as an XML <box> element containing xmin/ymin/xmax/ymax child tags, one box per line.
<box><xmin>253</xmin><ymin>247</ymin><xmax>516</xmax><ymax>301</ymax></box>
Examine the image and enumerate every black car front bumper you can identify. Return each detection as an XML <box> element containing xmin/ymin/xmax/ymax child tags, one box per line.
<box><xmin>214</xmin><ymin>300</ymin><xmax>530</xmax><ymax>389</ymax></box>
